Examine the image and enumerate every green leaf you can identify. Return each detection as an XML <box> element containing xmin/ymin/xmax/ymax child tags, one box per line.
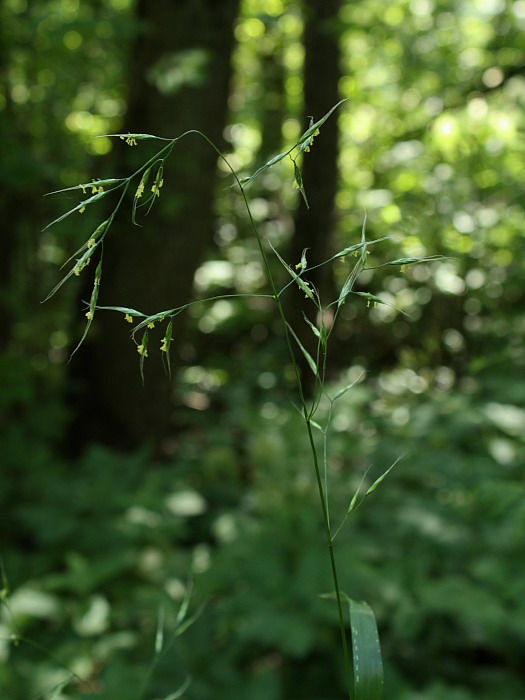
<box><xmin>286</xmin><ymin>323</ymin><xmax>318</xmax><ymax>376</ymax></box>
<box><xmin>133</xmin><ymin>306</ymin><xmax>188</xmax><ymax>334</ymax></box>
<box><xmin>95</xmin><ymin>305</ymin><xmax>147</xmax><ymax>317</ymax></box>
<box><xmin>45</xmin><ymin>179</ymin><xmax>124</xmax><ymax>196</ymax></box>
<box><xmin>337</xmin><ymin>215</ymin><xmax>368</xmax><ymax>308</ymax></box>
<box><xmin>353</xmin><ymin>292</ymin><xmax>385</xmax><ymax>306</ymax></box>
<box><xmin>346</xmin><ymin>469</ymin><xmax>370</xmax><ymax>517</ymax></box>
<box><xmin>365</xmin><ymin>454</ymin><xmax>404</xmax><ymax>496</ymax></box>
<box><xmin>161</xmin><ymin>320</ymin><xmax>174</xmax><ymax>377</ymax></box>
<box><xmin>238</xmin><ymin>147</ymin><xmax>294</xmax><ymax>188</ymax></box>
<box><xmin>61</xmin><ymin>219</ymin><xmax>110</xmax><ymax>269</ymax></box>
<box><xmin>159</xmin><ymin>675</ymin><xmax>192</xmax><ymax>700</ymax></box>
<box><xmin>132</xmin><ymin>168</ymin><xmax>151</xmax><ymax>224</ymax></box>
<box><xmin>155</xmin><ymin>605</ymin><xmax>165</xmax><ymax>654</ymax></box>
<box><xmin>42</xmin><ymin>189</ymin><xmax>110</xmax><ymax>231</ymax></box>
<box><xmin>42</xmin><ymin>237</ymin><xmax>104</xmax><ymax>303</ymax></box>
<box><xmin>270</xmin><ymin>243</ymin><xmax>317</xmax><ymax>302</ymax></box>
<box><xmin>300</xmin><ymin>248</ymin><xmax>309</xmax><ymax>271</ymax></box>
<box><xmin>326</xmin><ymin>236</ymin><xmax>389</xmax><ymax>266</ymax></box>
<box><xmin>302</xmin><ymin>312</ymin><xmax>321</xmax><ymax>340</ymax></box>
<box><xmin>331</xmin><ymin>370</ymin><xmax>366</xmax><ymax>402</ymax></box>
<box><xmin>319</xmin><ymin>590</ymin><xmax>383</xmax><ymax>698</ymax></box>
<box><xmin>239</xmin><ymin>99</ymin><xmax>347</xmax><ymax>188</ymax></box>
<box><xmin>137</xmin><ymin>331</ymin><xmax>149</xmax><ymax>384</ymax></box>
<box><xmin>352</xmin><ymin>291</ymin><xmax>410</xmax><ymax>317</ymax></box>
<box><xmin>102</xmin><ymin>132</ymin><xmax>162</xmax><ymax>141</ymax></box>
<box><xmin>68</xmin><ymin>259</ymin><xmax>102</xmax><ymax>361</ymax></box>
<box><xmin>151</xmin><ymin>165</ymin><xmax>164</xmax><ymax>197</ymax></box>
<box><xmin>386</xmin><ymin>255</ymin><xmax>443</xmax><ymax>266</ymax></box>
<box><xmin>347</xmin><ymin>488</ymin><xmax>362</xmax><ymax>516</ymax></box>
<box><xmin>292</xmin><ymin>160</ymin><xmax>309</xmax><ymax>208</ymax></box>
<box><xmin>348</xmin><ymin>599</ymin><xmax>384</xmax><ymax>700</ymax></box>
<box><xmin>298</xmin><ymin>99</ymin><xmax>347</xmax><ymax>143</ymax></box>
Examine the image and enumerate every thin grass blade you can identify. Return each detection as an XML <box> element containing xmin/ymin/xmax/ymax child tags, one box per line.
<box><xmin>302</xmin><ymin>312</ymin><xmax>321</xmax><ymax>340</ymax></box>
<box><xmin>292</xmin><ymin>160</ymin><xmax>309</xmax><ymax>208</ymax></box>
<box><xmin>132</xmin><ymin>168</ymin><xmax>151</xmax><ymax>225</ymax></box>
<box><xmin>365</xmin><ymin>453</ymin><xmax>405</xmax><ymax>496</ymax></box>
<box><xmin>42</xmin><ymin>237</ymin><xmax>103</xmax><ymax>303</ymax></box>
<box><xmin>270</xmin><ymin>243</ymin><xmax>316</xmax><ymax>301</ymax></box>
<box><xmin>239</xmin><ymin>147</ymin><xmax>295</xmax><ymax>188</ymax></box>
<box><xmin>239</xmin><ymin>100</ymin><xmax>347</xmax><ymax>188</ymax></box>
<box><xmin>161</xmin><ymin>320</ymin><xmax>173</xmax><ymax>377</ymax></box>
<box><xmin>95</xmin><ymin>305</ymin><xmax>147</xmax><ymax>317</ymax></box>
<box><xmin>44</xmin><ymin>179</ymin><xmax>124</xmax><ymax>197</ymax></box>
<box><xmin>337</xmin><ymin>215</ymin><xmax>368</xmax><ymax>309</ymax></box>
<box><xmin>331</xmin><ymin>370</ymin><xmax>366</xmax><ymax>402</ymax></box>
<box><xmin>155</xmin><ymin>605</ymin><xmax>165</xmax><ymax>655</ymax></box>
<box><xmin>100</xmin><ymin>132</ymin><xmax>163</xmax><ymax>141</ymax></box>
<box><xmin>138</xmin><ymin>330</ymin><xmax>148</xmax><ymax>384</ymax></box>
<box><xmin>385</xmin><ymin>255</ymin><xmax>444</xmax><ymax>266</ymax></box>
<box><xmin>42</xmin><ymin>189</ymin><xmax>110</xmax><ymax>231</ymax></box>
<box><xmin>158</xmin><ymin>675</ymin><xmax>191</xmax><ymax>700</ymax></box>
<box><xmin>298</xmin><ymin>99</ymin><xmax>347</xmax><ymax>143</ymax></box>
<box><xmin>133</xmin><ymin>306</ymin><xmax>188</xmax><ymax>335</ymax></box>
<box><xmin>68</xmin><ymin>260</ymin><xmax>102</xmax><ymax>361</ymax></box>
<box><xmin>286</xmin><ymin>323</ymin><xmax>318</xmax><ymax>376</ymax></box>
<box><xmin>60</xmin><ymin>219</ymin><xmax>109</xmax><ymax>270</ymax></box>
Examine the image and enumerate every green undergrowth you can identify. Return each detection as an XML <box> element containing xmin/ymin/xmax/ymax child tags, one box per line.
<box><xmin>3</xmin><ymin>104</ymin><xmax>524</xmax><ymax>698</ymax></box>
<box><xmin>2</xmin><ymin>359</ymin><xmax>525</xmax><ymax>698</ymax></box>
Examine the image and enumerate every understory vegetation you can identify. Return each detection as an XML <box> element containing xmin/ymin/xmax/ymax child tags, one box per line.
<box><xmin>2</xmin><ymin>0</ymin><xmax>525</xmax><ymax>697</ymax></box>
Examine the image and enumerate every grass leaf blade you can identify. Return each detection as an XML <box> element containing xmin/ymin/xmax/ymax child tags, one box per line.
<box><xmin>365</xmin><ymin>453</ymin><xmax>404</xmax><ymax>496</ymax></box>
<box><xmin>349</xmin><ymin>599</ymin><xmax>384</xmax><ymax>700</ymax></box>
<box><xmin>286</xmin><ymin>323</ymin><xmax>318</xmax><ymax>376</ymax></box>
<box><xmin>331</xmin><ymin>370</ymin><xmax>366</xmax><ymax>402</ymax></box>
<box><xmin>160</xmin><ymin>675</ymin><xmax>192</xmax><ymax>700</ymax></box>
<box><xmin>155</xmin><ymin>605</ymin><xmax>165</xmax><ymax>655</ymax></box>
<box><xmin>302</xmin><ymin>312</ymin><xmax>321</xmax><ymax>340</ymax></box>
<box><xmin>338</xmin><ymin>214</ymin><xmax>368</xmax><ymax>309</ymax></box>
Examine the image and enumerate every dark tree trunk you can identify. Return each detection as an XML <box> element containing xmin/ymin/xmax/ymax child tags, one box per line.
<box><xmin>258</xmin><ymin>23</ymin><xmax>286</xmax><ymax>163</ymax></box>
<box><xmin>70</xmin><ymin>0</ymin><xmax>240</xmax><ymax>451</ymax></box>
<box><xmin>0</xmin><ymin>5</ymin><xmax>19</xmax><ymax>350</ymax></box>
<box><xmin>287</xmin><ymin>0</ymin><xmax>342</xmax><ymax>381</ymax></box>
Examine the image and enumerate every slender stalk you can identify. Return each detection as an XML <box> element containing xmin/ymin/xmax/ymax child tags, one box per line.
<box><xmin>306</xmin><ymin>420</ymin><xmax>353</xmax><ymax>699</ymax></box>
<box><xmin>236</xmin><ymin>172</ymin><xmax>353</xmax><ymax>698</ymax></box>
<box><xmin>158</xmin><ymin>133</ymin><xmax>355</xmax><ymax>695</ymax></box>
<box><xmin>225</xmin><ymin>156</ymin><xmax>353</xmax><ymax>699</ymax></box>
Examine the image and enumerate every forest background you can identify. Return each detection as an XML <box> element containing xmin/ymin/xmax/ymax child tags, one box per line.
<box><xmin>1</xmin><ymin>0</ymin><xmax>525</xmax><ymax>698</ymax></box>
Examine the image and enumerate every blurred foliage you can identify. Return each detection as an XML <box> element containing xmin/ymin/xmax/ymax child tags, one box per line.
<box><xmin>2</xmin><ymin>0</ymin><xmax>525</xmax><ymax>697</ymax></box>
<box><xmin>2</xmin><ymin>363</ymin><xmax>525</xmax><ymax>698</ymax></box>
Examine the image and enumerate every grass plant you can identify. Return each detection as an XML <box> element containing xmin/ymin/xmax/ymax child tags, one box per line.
<box><xmin>35</xmin><ymin>102</ymin><xmax>441</xmax><ymax>698</ymax></box>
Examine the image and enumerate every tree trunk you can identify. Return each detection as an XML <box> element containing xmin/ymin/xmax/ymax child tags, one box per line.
<box><xmin>287</xmin><ymin>0</ymin><xmax>342</xmax><ymax>382</ymax></box>
<box><xmin>70</xmin><ymin>0</ymin><xmax>240</xmax><ymax>451</ymax></box>
<box><xmin>258</xmin><ymin>22</ymin><xmax>286</xmax><ymax>163</ymax></box>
